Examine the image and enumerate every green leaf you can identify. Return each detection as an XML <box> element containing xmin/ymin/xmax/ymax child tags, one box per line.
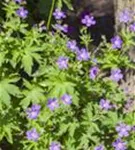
<box><xmin>0</xmin><ymin>87</ymin><xmax>11</xmax><ymax>106</ymax></box>
<box><xmin>22</xmin><ymin>54</ymin><xmax>33</xmax><ymax>75</ymax></box>
<box><xmin>63</xmin><ymin>0</ymin><xmax>73</xmax><ymax>10</ymax></box>
<box><xmin>30</xmin><ymin>52</ymin><xmax>41</xmax><ymax>64</ymax></box>
<box><xmin>57</xmin><ymin>0</ymin><xmax>63</xmax><ymax>8</ymax></box>
<box><xmin>57</xmin><ymin>123</ymin><xmax>69</xmax><ymax>136</ymax></box>
<box><xmin>68</xmin><ymin>122</ymin><xmax>79</xmax><ymax>137</ymax></box>
<box><xmin>102</xmin><ymin>111</ymin><xmax>119</xmax><ymax>127</ymax></box>
<box><xmin>129</xmin><ymin>140</ymin><xmax>135</xmax><ymax>149</ymax></box>
<box><xmin>0</xmin><ymin>78</ymin><xmax>20</xmax><ymax>106</ymax></box>
<box><xmin>78</xmin><ymin>134</ymin><xmax>89</xmax><ymax>149</ymax></box>
<box><xmin>21</xmin><ymin>84</ymin><xmax>44</xmax><ymax>108</ymax></box>
<box><xmin>4</xmin><ymin>126</ymin><xmax>13</xmax><ymax>144</ymax></box>
<box><xmin>0</xmin><ymin>52</ymin><xmax>6</xmax><ymax>67</ymax></box>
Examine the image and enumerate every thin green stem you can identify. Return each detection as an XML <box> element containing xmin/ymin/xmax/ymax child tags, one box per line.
<box><xmin>47</xmin><ymin>0</ymin><xmax>56</xmax><ymax>30</ymax></box>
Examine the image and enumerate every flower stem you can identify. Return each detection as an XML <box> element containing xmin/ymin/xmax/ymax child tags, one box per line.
<box><xmin>47</xmin><ymin>0</ymin><xmax>56</xmax><ymax>30</ymax></box>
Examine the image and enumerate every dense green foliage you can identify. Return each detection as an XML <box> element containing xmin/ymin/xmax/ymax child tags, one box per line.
<box><xmin>0</xmin><ymin>0</ymin><xmax>135</xmax><ymax>150</ymax></box>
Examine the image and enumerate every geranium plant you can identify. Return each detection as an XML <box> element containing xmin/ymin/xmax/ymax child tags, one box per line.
<box><xmin>0</xmin><ymin>0</ymin><xmax>135</xmax><ymax>150</ymax></box>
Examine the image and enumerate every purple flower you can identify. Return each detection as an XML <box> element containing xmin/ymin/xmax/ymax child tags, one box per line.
<box><xmin>16</xmin><ymin>7</ymin><xmax>28</xmax><ymax>19</ymax></box>
<box><xmin>49</xmin><ymin>141</ymin><xmax>61</xmax><ymax>150</ymax></box>
<box><xmin>129</xmin><ymin>23</ymin><xmax>135</xmax><ymax>32</ymax></box>
<box><xmin>122</xmin><ymin>87</ymin><xmax>129</xmax><ymax>95</ymax></box>
<box><xmin>81</xmin><ymin>15</ymin><xmax>96</xmax><ymax>27</ymax></box>
<box><xmin>39</xmin><ymin>25</ymin><xmax>46</xmax><ymax>32</ymax></box>
<box><xmin>67</xmin><ymin>40</ymin><xmax>78</xmax><ymax>52</ymax></box>
<box><xmin>132</xmin><ymin>126</ymin><xmax>135</xmax><ymax>131</ymax></box>
<box><xmin>111</xmin><ymin>36</ymin><xmax>123</xmax><ymax>49</ymax></box>
<box><xmin>14</xmin><ymin>0</ymin><xmax>23</xmax><ymax>3</ymax></box>
<box><xmin>76</xmin><ymin>48</ymin><xmax>90</xmax><ymax>61</ymax></box>
<box><xmin>53</xmin><ymin>8</ymin><xmax>66</xmax><ymax>20</ymax></box>
<box><xmin>54</xmin><ymin>24</ymin><xmax>68</xmax><ymax>33</ymax></box>
<box><xmin>112</xmin><ymin>139</ymin><xmax>127</xmax><ymax>150</ymax></box>
<box><xmin>123</xmin><ymin>99</ymin><xmax>134</xmax><ymax>113</ymax></box>
<box><xmin>26</xmin><ymin>104</ymin><xmax>41</xmax><ymax>119</ymax></box>
<box><xmin>116</xmin><ymin>123</ymin><xmax>131</xmax><ymax>137</ymax></box>
<box><xmin>26</xmin><ymin>128</ymin><xmax>39</xmax><ymax>141</ymax></box>
<box><xmin>99</xmin><ymin>99</ymin><xmax>112</xmax><ymax>110</ymax></box>
<box><xmin>119</xmin><ymin>9</ymin><xmax>133</xmax><ymax>23</ymax></box>
<box><xmin>47</xmin><ymin>98</ymin><xmax>59</xmax><ymax>111</ymax></box>
<box><xmin>61</xmin><ymin>94</ymin><xmax>72</xmax><ymax>105</ymax></box>
<box><xmin>57</xmin><ymin>56</ymin><xmax>69</xmax><ymax>69</ymax></box>
<box><xmin>89</xmin><ymin>66</ymin><xmax>99</xmax><ymax>80</ymax></box>
<box><xmin>92</xmin><ymin>58</ymin><xmax>98</xmax><ymax>64</ymax></box>
<box><xmin>61</xmin><ymin>24</ymin><xmax>68</xmax><ymax>33</ymax></box>
<box><xmin>110</xmin><ymin>68</ymin><xmax>123</xmax><ymax>82</ymax></box>
<box><xmin>94</xmin><ymin>145</ymin><xmax>104</xmax><ymax>150</ymax></box>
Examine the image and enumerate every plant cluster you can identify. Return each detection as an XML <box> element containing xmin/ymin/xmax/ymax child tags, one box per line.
<box><xmin>0</xmin><ymin>0</ymin><xmax>135</xmax><ymax>150</ymax></box>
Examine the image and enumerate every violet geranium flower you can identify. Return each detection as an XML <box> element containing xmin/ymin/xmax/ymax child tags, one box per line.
<box><xmin>129</xmin><ymin>23</ymin><xmax>135</xmax><ymax>32</ymax></box>
<box><xmin>67</xmin><ymin>40</ymin><xmax>78</xmax><ymax>52</ymax></box>
<box><xmin>54</xmin><ymin>24</ymin><xmax>68</xmax><ymax>33</ymax></box>
<box><xmin>47</xmin><ymin>98</ymin><xmax>59</xmax><ymax>111</ymax></box>
<box><xmin>94</xmin><ymin>145</ymin><xmax>104</xmax><ymax>150</ymax></box>
<box><xmin>49</xmin><ymin>141</ymin><xmax>61</xmax><ymax>150</ymax></box>
<box><xmin>26</xmin><ymin>128</ymin><xmax>39</xmax><ymax>141</ymax></box>
<box><xmin>57</xmin><ymin>56</ymin><xmax>69</xmax><ymax>69</ymax></box>
<box><xmin>53</xmin><ymin>8</ymin><xmax>66</xmax><ymax>20</ymax></box>
<box><xmin>112</xmin><ymin>139</ymin><xmax>127</xmax><ymax>150</ymax></box>
<box><xmin>76</xmin><ymin>48</ymin><xmax>90</xmax><ymax>61</ymax></box>
<box><xmin>81</xmin><ymin>14</ymin><xmax>96</xmax><ymax>27</ymax></box>
<box><xmin>61</xmin><ymin>94</ymin><xmax>72</xmax><ymax>105</ymax></box>
<box><xmin>111</xmin><ymin>36</ymin><xmax>123</xmax><ymax>49</ymax></box>
<box><xmin>119</xmin><ymin>9</ymin><xmax>133</xmax><ymax>23</ymax></box>
<box><xmin>110</xmin><ymin>68</ymin><xmax>123</xmax><ymax>82</ymax></box>
<box><xmin>16</xmin><ymin>7</ymin><xmax>28</xmax><ymax>19</ymax></box>
<box><xmin>89</xmin><ymin>66</ymin><xmax>99</xmax><ymax>80</ymax></box>
<box><xmin>14</xmin><ymin>0</ymin><xmax>23</xmax><ymax>3</ymax></box>
<box><xmin>99</xmin><ymin>99</ymin><xmax>112</xmax><ymax>111</ymax></box>
<box><xmin>26</xmin><ymin>104</ymin><xmax>41</xmax><ymax>119</ymax></box>
<box><xmin>116</xmin><ymin>123</ymin><xmax>131</xmax><ymax>137</ymax></box>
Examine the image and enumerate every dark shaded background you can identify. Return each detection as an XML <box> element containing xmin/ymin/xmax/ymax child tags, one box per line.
<box><xmin>26</xmin><ymin>0</ymin><xmax>115</xmax><ymax>45</ymax></box>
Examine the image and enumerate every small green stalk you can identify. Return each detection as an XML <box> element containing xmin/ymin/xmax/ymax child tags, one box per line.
<box><xmin>47</xmin><ymin>0</ymin><xmax>56</xmax><ymax>30</ymax></box>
